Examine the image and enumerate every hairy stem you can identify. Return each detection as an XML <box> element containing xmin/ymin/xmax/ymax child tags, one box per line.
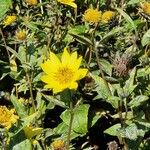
<box><xmin>66</xmin><ymin>101</ymin><xmax>74</xmax><ymax>150</ymax></box>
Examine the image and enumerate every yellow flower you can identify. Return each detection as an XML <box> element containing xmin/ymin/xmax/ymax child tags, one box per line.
<box><xmin>141</xmin><ymin>2</ymin><xmax>150</xmax><ymax>15</ymax></box>
<box><xmin>41</xmin><ymin>48</ymin><xmax>88</xmax><ymax>93</ymax></box>
<box><xmin>51</xmin><ymin>139</ymin><xmax>65</xmax><ymax>150</ymax></box>
<box><xmin>24</xmin><ymin>126</ymin><xmax>43</xmax><ymax>139</ymax></box>
<box><xmin>3</xmin><ymin>15</ymin><xmax>17</xmax><ymax>27</ymax></box>
<box><xmin>26</xmin><ymin>0</ymin><xmax>38</xmax><ymax>5</ymax></box>
<box><xmin>83</xmin><ymin>8</ymin><xmax>101</xmax><ymax>23</ymax></box>
<box><xmin>101</xmin><ymin>11</ymin><xmax>115</xmax><ymax>23</ymax></box>
<box><xmin>16</xmin><ymin>30</ymin><xmax>26</xmax><ymax>41</ymax></box>
<box><xmin>0</xmin><ymin>106</ymin><xmax>19</xmax><ymax>130</ymax></box>
<box><xmin>57</xmin><ymin>0</ymin><xmax>77</xmax><ymax>8</ymax></box>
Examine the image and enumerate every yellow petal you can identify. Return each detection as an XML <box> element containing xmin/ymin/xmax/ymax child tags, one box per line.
<box><xmin>50</xmin><ymin>51</ymin><xmax>61</xmax><ymax>67</ymax></box>
<box><xmin>41</xmin><ymin>75</ymin><xmax>53</xmax><ymax>84</ymax></box>
<box><xmin>53</xmin><ymin>87</ymin><xmax>64</xmax><ymax>93</ymax></box>
<box><xmin>67</xmin><ymin>2</ymin><xmax>77</xmax><ymax>8</ymax></box>
<box><xmin>73</xmin><ymin>56</ymin><xmax>82</xmax><ymax>70</ymax></box>
<box><xmin>69</xmin><ymin>82</ymin><xmax>78</xmax><ymax>89</ymax></box>
<box><xmin>41</xmin><ymin>60</ymin><xmax>57</xmax><ymax>75</ymax></box>
<box><xmin>70</xmin><ymin>51</ymin><xmax>77</xmax><ymax>63</ymax></box>
<box><xmin>61</xmin><ymin>48</ymin><xmax>71</xmax><ymax>66</ymax></box>
<box><xmin>76</xmin><ymin>69</ymin><xmax>88</xmax><ymax>80</ymax></box>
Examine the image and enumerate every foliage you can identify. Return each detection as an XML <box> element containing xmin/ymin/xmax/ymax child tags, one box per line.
<box><xmin>0</xmin><ymin>0</ymin><xmax>150</xmax><ymax>149</ymax></box>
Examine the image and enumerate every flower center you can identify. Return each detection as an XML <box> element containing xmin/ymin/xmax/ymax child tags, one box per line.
<box><xmin>54</xmin><ymin>67</ymin><xmax>74</xmax><ymax>84</ymax></box>
<box><xmin>0</xmin><ymin>107</ymin><xmax>11</xmax><ymax>124</ymax></box>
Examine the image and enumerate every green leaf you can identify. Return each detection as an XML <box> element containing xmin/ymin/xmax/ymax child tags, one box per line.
<box><xmin>123</xmin><ymin>67</ymin><xmax>137</xmax><ymax>96</ymax></box>
<box><xmin>119</xmin><ymin>123</ymin><xmax>145</xmax><ymax>140</ymax></box>
<box><xmin>22</xmin><ymin>21</ymin><xmax>38</xmax><ymax>31</ymax></box>
<box><xmin>0</xmin><ymin>0</ymin><xmax>12</xmax><ymax>21</ymax></box>
<box><xmin>141</xmin><ymin>29</ymin><xmax>150</xmax><ymax>46</ymax></box>
<box><xmin>107</xmin><ymin>96</ymin><xmax>121</xmax><ymax>109</ymax></box>
<box><xmin>12</xmin><ymin>139</ymin><xmax>32</xmax><ymax>150</ymax></box>
<box><xmin>99</xmin><ymin>59</ymin><xmax>112</xmax><ymax>76</ymax></box>
<box><xmin>53</xmin><ymin>122</ymin><xmax>79</xmax><ymax>140</ymax></box>
<box><xmin>128</xmin><ymin>95</ymin><xmax>149</xmax><ymax>108</ymax></box>
<box><xmin>11</xmin><ymin>94</ymin><xmax>28</xmax><ymax>118</ymax></box>
<box><xmin>104</xmin><ymin>123</ymin><xmax>121</xmax><ymax>136</ymax></box>
<box><xmin>61</xmin><ymin>104</ymin><xmax>90</xmax><ymax>134</ymax></box>
<box><xmin>60</xmin><ymin>89</ymin><xmax>71</xmax><ymax>107</ymax></box>
<box><xmin>69</xmin><ymin>33</ymin><xmax>93</xmax><ymax>46</ymax></box>
<box><xmin>92</xmin><ymin>75</ymin><xmax>112</xmax><ymax>99</ymax></box>
<box><xmin>100</xmin><ymin>27</ymin><xmax>123</xmax><ymax>43</ymax></box>
<box><xmin>116</xmin><ymin>8</ymin><xmax>137</xmax><ymax>35</ymax></box>
<box><xmin>137</xmin><ymin>67</ymin><xmax>150</xmax><ymax>77</ymax></box>
<box><xmin>127</xmin><ymin>0</ymin><xmax>140</xmax><ymax>5</ymax></box>
<box><xmin>68</xmin><ymin>25</ymin><xmax>87</xmax><ymax>35</ymax></box>
<box><xmin>42</xmin><ymin>93</ymin><xmax>67</xmax><ymax>108</ymax></box>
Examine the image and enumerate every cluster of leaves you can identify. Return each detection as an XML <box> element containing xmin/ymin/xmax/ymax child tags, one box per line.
<box><xmin>0</xmin><ymin>0</ymin><xmax>150</xmax><ymax>150</ymax></box>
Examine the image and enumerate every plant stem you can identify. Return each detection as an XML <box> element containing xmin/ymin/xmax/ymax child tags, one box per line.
<box><xmin>26</xmin><ymin>72</ymin><xmax>36</xmax><ymax>112</ymax></box>
<box><xmin>0</xmin><ymin>28</ymin><xmax>11</xmax><ymax>61</ymax></box>
<box><xmin>66</xmin><ymin>101</ymin><xmax>74</xmax><ymax>150</ymax></box>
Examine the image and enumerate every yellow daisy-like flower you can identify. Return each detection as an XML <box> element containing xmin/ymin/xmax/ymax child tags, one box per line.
<box><xmin>51</xmin><ymin>139</ymin><xmax>65</xmax><ymax>150</ymax></box>
<box><xmin>57</xmin><ymin>0</ymin><xmax>77</xmax><ymax>8</ymax></box>
<box><xmin>41</xmin><ymin>48</ymin><xmax>88</xmax><ymax>93</ymax></box>
<box><xmin>24</xmin><ymin>126</ymin><xmax>43</xmax><ymax>139</ymax></box>
<box><xmin>83</xmin><ymin>8</ymin><xmax>101</xmax><ymax>24</ymax></box>
<box><xmin>16</xmin><ymin>30</ymin><xmax>26</xmax><ymax>41</ymax></box>
<box><xmin>0</xmin><ymin>106</ymin><xmax>19</xmax><ymax>130</ymax></box>
<box><xmin>3</xmin><ymin>15</ymin><xmax>17</xmax><ymax>27</ymax></box>
<box><xmin>101</xmin><ymin>11</ymin><xmax>115</xmax><ymax>23</ymax></box>
<box><xmin>26</xmin><ymin>0</ymin><xmax>38</xmax><ymax>5</ymax></box>
<box><xmin>141</xmin><ymin>2</ymin><xmax>150</xmax><ymax>15</ymax></box>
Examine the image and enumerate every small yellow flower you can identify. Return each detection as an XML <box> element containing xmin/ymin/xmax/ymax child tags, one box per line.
<box><xmin>0</xmin><ymin>106</ymin><xmax>19</xmax><ymax>130</ymax></box>
<box><xmin>26</xmin><ymin>0</ymin><xmax>38</xmax><ymax>5</ymax></box>
<box><xmin>101</xmin><ymin>11</ymin><xmax>115</xmax><ymax>23</ymax></box>
<box><xmin>24</xmin><ymin>126</ymin><xmax>43</xmax><ymax>139</ymax></box>
<box><xmin>57</xmin><ymin>0</ymin><xmax>77</xmax><ymax>8</ymax></box>
<box><xmin>16</xmin><ymin>30</ymin><xmax>26</xmax><ymax>41</ymax></box>
<box><xmin>41</xmin><ymin>48</ymin><xmax>88</xmax><ymax>93</ymax></box>
<box><xmin>3</xmin><ymin>15</ymin><xmax>17</xmax><ymax>27</ymax></box>
<box><xmin>51</xmin><ymin>139</ymin><xmax>65</xmax><ymax>150</ymax></box>
<box><xmin>141</xmin><ymin>2</ymin><xmax>150</xmax><ymax>15</ymax></box>
<box><xmin>83</xmin><ymin>8</ymin><xmax>101</xmax><ymax>23</ymax></box>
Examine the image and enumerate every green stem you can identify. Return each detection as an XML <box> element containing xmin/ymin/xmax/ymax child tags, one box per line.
<box><xmin>66</xmin><ymin>101</ymin><xmax>74</xmax><ymax>150</ymax></box>
<box><xmin>0</xmin><ymin>28</ymin><xmax>11</xmax><ymax>61</ymax></box>
<box><xmin>25</xmin><ymin>42</ymin><xmax>36</xmax><ymax>113</ymax></box>
<box><xmin>26</xmin><ymin>72</ymin><xmax>36</xmax><ymax>112</ymax></box>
